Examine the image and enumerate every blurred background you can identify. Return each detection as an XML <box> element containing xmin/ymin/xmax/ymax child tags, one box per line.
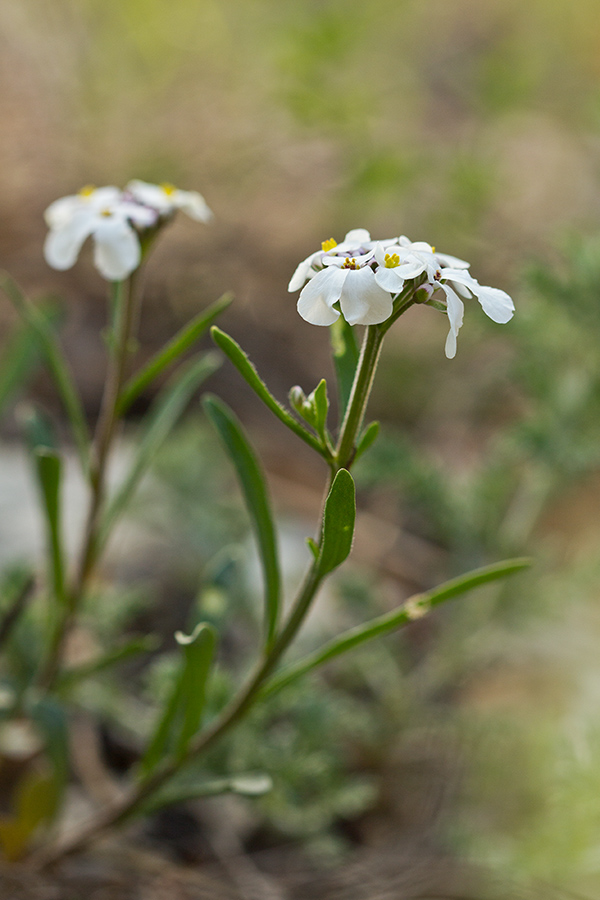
<box><xmin>2</xmin><ymin>0</ymin><xmax>600</xmax><ymax>896</ymax></box>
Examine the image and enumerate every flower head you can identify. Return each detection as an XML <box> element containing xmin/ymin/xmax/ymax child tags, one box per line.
<box><xmin>125</xmin><ymin>180</ymin><xmax>213</xmax><ymax>223</ymax></box>
<box><xmin>289</xmin><ymin>231</ymin><xmax>515</xmax><ymax>357</ymax></box>
<box><xmin>44</xmin><ymin>188</ymin><xmax>157</xmax><ymax>281</ymax></box>
<box><xmin>288</xmin><ymin>229</ymin><xmax>397</xmax><ymax>327</ymax></box>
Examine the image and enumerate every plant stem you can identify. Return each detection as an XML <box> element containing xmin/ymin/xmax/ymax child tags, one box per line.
<box><xmin>32</xmin><ymin>291</ymin><xmax>415</xmax><ymax>865</ymax></box>
<box><xmin>38</xmin><ymin>279</ymin><xmax>135</xmax><ymax>691</ymax></box>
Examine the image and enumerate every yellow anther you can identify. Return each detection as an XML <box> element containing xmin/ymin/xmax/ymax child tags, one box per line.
<box><xmin>160</xmin><ymin>182</ymin><xmax>177</xmax><ymax>196</ymax></box>
<box><xmin>342</xmin><ymin>257</ymin><xmax>359</xmax><ymax>269</ymax></box>
<box><xmin>321</xmin><ymin>238</ymin><xmax>337</xmax><ymax>252</ymax></box>
<box><xmin>384</xmin><ymin>253</ymin><xmax>400</xmax><ymax>268</ymax></box>
<box><xmin>100</xmin><ymin>208</ymin><xmax>113</xmax><ymax>217</ymax></box>
<box><xmin>78</xmin><ymin>185</ymin><xmax>96</xmax><ymax>197</ymax></box>
<box><xmin>431</xmin><ymin>246</ymin><xmax>436</xmax><ymax>252</ymax></box>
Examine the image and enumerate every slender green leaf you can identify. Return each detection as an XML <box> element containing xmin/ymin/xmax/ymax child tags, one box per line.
<box><xmin>0</xmin><ymin>305</ymin><xmax>62</xmax><ymax>418</ymax></box>
<box><xmin>261</xmin><ymin>558</ymin><xmax>532</xmax><ymax>698</ymax></box>
<box><xmin>355</xmin><ymin>421</ymin><xmax>380</xmax><ymax>462</ymax></box>
<box><xmin>204</xmin><ymin>395</ymin><xmax>280</xmax><ymax>646</ymax></box>
<box><xmin>311</xmin><ymin>379</ymin><xmax>329</xmax><ymax>442</ymax></box>
<box><xmin>32</xmin><ymin>448</ymin><xmax>65</xmax><ymax>605</ymax></box>
<box><xmin>56</xmin><ymin>635</ymin><xmax>158</xmax><ymax>692</ymax></box>
<box><xmin>139</xmin><ymin>772</ymin><xmax>272</xmax><ymax>816</ymax></box>
<box><xmin>330</xmin><ymin>316</ymin><xmax>359</xmax><ymax>420</ymax></box>
<box><xmin>117</xmin><ymin>293</ymin><xmax>233</xmax><ymax>415</ymax></box>
<box><xmin>99</xmin><ymin>353</ymin><xmax>220</xmax><ymax>548</ymax></box>
<box><xmin>317</xmin><ymin>468</ymin><xmax>356</xmax><ymax>576</ymax></box>
<box><xmin>0</xmin><ymin>274</ymin><xmax>90</xmax><ymax>469</ymax></box>
<box><xmin>139</xmin><ymin>622</ymin><xmax>217</xmax><ymax>776</ymax></box>
<box><xmin>210</xmin><ymin>327</ymin><xmax>327</xmax><ymax>457</ymax></box>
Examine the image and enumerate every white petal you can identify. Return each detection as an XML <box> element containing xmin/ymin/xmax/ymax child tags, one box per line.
<box><xmin>439</xmin><ymin>283</ymin><xmax>464</xmax><ymax>359</ymax></box>
<box><xmin>436</xmin><ymin>251</ymin><xmax>469</xmax><ymax>269</ymax></box>
<box><xmin>44</xmin><ymin>196</ymin><xmax>83</xmax><ymax>228</ymax></box>
<box><xmin>89</xmin><ymin>186</ymin><xmax>122</xmax><ymax>209</ymax></box>
<box><xmin>126</xmin><ymin>180</ymin><xmax>170</xmax><ymax>212</ymax></box>
<box><xmin>340</xmin><ymin>267</ymin><xmax>393</xmax><ymax>326</ymax></box>
<box><xmin>297</xmin><ymin>266</ymin><xmax>347</xmax><ymax>325</ymax></box>
<box><xmin>117</xmin><ymin>201</ymin><xmax>158</xmax><ymax>227</ymax></box>
<box><xmin>288</xmin><ymin>250</ymin><xmax>322</xmax><ymax>291</ymax></box>
<box><xmin>175</xmin><ymin>189</ymin><xmax>213</xmax><ymax>222</ymax></box>
<box><xmin>473</xmin><ymin>285</ymin><xmax>515</xmax><ymax>324</ymax></box>
<box><xmin>374</xmin><ymin>265</ymin><xmax>404</xmax><ymax>292</ymax></box>
<box><xmin>340</xmin><ymin>228</ymin><xmax>371</xmax><ymax>246</ymax></box>
<box><xmin>43</xmin><ymin>212</ymin><xmax>96</xmax><ymax>270</ymax></box>
<box><xmin>92</xmin><ymin>217</ymin><xmax>141</xmax><ymax>280</ymax></box>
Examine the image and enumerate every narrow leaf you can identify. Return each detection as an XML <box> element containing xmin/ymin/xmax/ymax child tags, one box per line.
<box><xmin>0</xmin><ymin>304</ymin><xmax>62</xmax><ymax>418</ymax></box>
<box><xmin>204</xmin><ymin>395</ymin><xmax>280</xmax><ymax>647</ymax></box>
<box><xmin>99</xmin><ymin>353</ymin><xmax>220</xmax><ymax>548</ymax></box>
<box><xmin>117</xmin><ymin>293</ymin><xmax>233</xmax><ymax>415</ymax></box>
<box><xmin>56</xmin><ymin>635</ymin><xmax>158</xmax><ymax>692</ymax></box>
<box><xmin>139</xmin><ymin>622</ymin><xmax>216</xmax><ymax>776</ymax></box>
<box><xmin>0</xmin><ymin>274</ymin><xmax>90</xmax><ymax>469</ymax></box>
<box><xmin>354</xmin><ymin>421</ymin><xmax>380</xmax><ymax>462</ymax></box>
<box><xmin>261</xmin><ymin>557</ymin><xmax>532</xmax><ymax>698</ymax></box>
<box><xmin>139</xmin><ymin>771</ymin><xmax>272</xmax><ymax>816</ymax></box>
<box><xmin>330</xmin><ymin>316</ymin><xmax>359</xmax><ymax>420</ymax></box>
<box><xmin>210</xmin><ymin>327</ymin><xmax>326</xmax><ymax>457</ymax></box>
<box><xmin>317</xmin><ymin>468</ymin><xmax>356</xmax><ymax>576</ymax></box>
<box><xmin>33</xmin><ymin>448</ymin><xmax>65</xmax><ymax>605</ymax></box>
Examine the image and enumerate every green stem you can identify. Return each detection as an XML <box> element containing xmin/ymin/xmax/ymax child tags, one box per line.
<box><xmin>31</xmin><ymin>286</ymin><xmax>416</xmax><ymax>864</ymax></box>
<box><xmin>38</xmin><ymin>279</ymin><xmax>135</xmax><ymax>690</ymax></box>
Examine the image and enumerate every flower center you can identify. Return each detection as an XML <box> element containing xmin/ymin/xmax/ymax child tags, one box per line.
<box><xmin>100</xmin><ymin>209</ymin><xmax>113</xmax><ymax>217</ymax></box>
<box><xmin>78</xmin><ymin>185</ymin><xmax>96</xmax><ymax>198</ymax></box>
<box><xmin>384</xmin><ymin>252</ymin><xmax>400</xmax><ymax>268</ymax></box>
<box><xmin>160</xmin><ymin>182</ymin><xmax>177</xmax><ymax>196</ymax></box>
<box><xmin>321</xmin><ymin>238</ymin><xmax>337</xmax><ymax>252</ymax></box>
<box><xmin>341</xmin><ymin>257</ymin><xmax>359</xmax><ymax>269</ymax></box>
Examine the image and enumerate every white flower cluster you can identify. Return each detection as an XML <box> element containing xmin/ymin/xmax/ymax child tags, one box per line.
<box><xmin>288</xmin><ymin>229</ymin><xmax>514</xmax><ymax>358</ymax></box>
<box><xmin>44</xmin><ymin>181</ymin><xmax>212</xmax><ymax>282</ymax></box>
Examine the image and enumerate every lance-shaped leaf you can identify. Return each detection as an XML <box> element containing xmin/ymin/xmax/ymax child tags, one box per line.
<box><xmin>317</xmin><ymin>468</ymin><xmax>356</xmax><ymax>576</ymax></box>
<box><xmin>330</xmin><ymin>316</ymin><xmax>359</xmax><ymax>421</ymax></box>
<box><xmin>0</xmin><ymin>304</ymin><xmax>62</xmax><ymax>419</ymax></box>
<box><xmin>138</xmin><ymin>772</ymin><xmax>272</xmax><ymax>817</ymax></box>
<box><xmin>99</xmin><ymin>352</ymin><xmax>220</xmax><ymax>549</ymax></box>
<box><xmin>56</xmin><ymin>635</ymin><xmax>158</xmax><ymax>693</ymax></box>
<box><xmin>117</xmin><ymin>293</ymin><xmax>233</xmax><ymax>415</ymax></box>
<box><xmin>354</xmin><ymin>421</ymin><xmax>380</xmax><ymax>462</ymax></box>
<box><xmin>204</xmin><ymin>395</ymin><xmax>281</xmax><ymax>647</ymax></box>
<box><xmin>1</xmin><ymin>274</ymin><xmax>90</xmax><ymax>469</ymax></box>
<box><xmin>210</xmin><ymin>327</ymin><xmax>327</xmax><ymax>457</ymax></box>
<box><xmin>140</xmin><ymin>623</ymin><xmax>217</xmax><ymax>776</ymax></box>
<box><xmin>260</xmin><ymin>557</ymin><xmax>532</xmax><ymax>699</ymax></box>
<box><xmin>32</xmin><ymin>448</ymin><xmax>66</xmax><ymax>606</ymax></box>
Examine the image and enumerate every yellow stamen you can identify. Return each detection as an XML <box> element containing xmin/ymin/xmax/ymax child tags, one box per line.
<box><xmin>100</xmin><ymin>209</ymin><xmax>113</xmax><ymax>217</ymax></box>
<box><xmin>384</xmin><ymin>252</ymin><xmax>400</xmax><ymax>268</ymax></box>
<box><xmin>78</xmin><ymin>185</ymin><xmax>96</xmax><ymax>198</ymax></box>
<box><xmin>341</xmin><ymin>257</ymin><xmax>359</xmax><ymax>269</ymax></box>
<box><xmin>431</xmin><ymin>246</ymin><xmax>436</xmax><ymax>253</ymax></box>
<box><xmin>321</xmin><ymin>238</ymin><xmax>337</xmax><ymax>252</ymax></box>
<box><xmin>160</xmin><ymin>182</ymin><xmax>177</xmax><ymax>196</ymax></box>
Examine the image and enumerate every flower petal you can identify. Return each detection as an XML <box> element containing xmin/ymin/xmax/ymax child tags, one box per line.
<box><xmin>288</xmin><ymin>250</ymin><xmax>323</xmax><ymax>291</ymax></box>
<box><xmin>473</xmin><ymin>285</ymin><xmax>515</xmax><ymax>324</ymax></box>
<box><xmin>126</xmin><ymin>180</ymin><xmax>170</xmax><ymax>212</ymax></box>
<box><xmin>374</xmin><ymin>265</ymin><xmax>404</xmax><ymax>292</ymax></box>
<box><xmin>175</xmin><ymin>189</ymin><xmax>213</xmax><ymax>222</ymax></box>
<box><xmin>297</xmin><ymin>266</ymin><xmax>347</xmax><ymax>325</ymax></box>
<box><xmin>92</xmin><ymin>216</ymin><xmax>141</xmax><ymax>280</ymax></box>
<box><xmin>340</xmin><ymin>228</ymin><xmax>371</xmax><ymax>246</ymax></box>
<box><xmin>439</xmin><ymin>283</ymin><xmax>464</xmax><ymax>359</ymax></box>
<box><xmin>43</xmin><ymin>212</ymin><xmax>96</xmax><ymax>271</ymax></box>
<box><xmin>340</xmin><ymin>267</ymin><xmax>393</xmax><ymax>326</ymax></box>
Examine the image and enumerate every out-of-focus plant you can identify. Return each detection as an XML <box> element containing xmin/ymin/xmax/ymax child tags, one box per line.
<box><xmin>0</xmin><ymin>190</ymin><xmax>528</xmax><ymax>867</ymax></box>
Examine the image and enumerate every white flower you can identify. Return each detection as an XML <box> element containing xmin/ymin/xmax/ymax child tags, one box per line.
<box><xmin>44</xmin><ymin>190</ymin><xmax>157</xmax><ymax>281</ymax></box>
<box><xmin>374</xmin><ymin>235</ymin><xmax>514</xmax><ymax>358</ymax></box>
<box><xmin>125</xmin><ymin>180</ymin><xmax>213</xmax><ymax>223</ymax></box>
<box><xmin>289</xmin><ymin>229</ymin><xmax>395</xmax><ymax>327</ymax></box>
